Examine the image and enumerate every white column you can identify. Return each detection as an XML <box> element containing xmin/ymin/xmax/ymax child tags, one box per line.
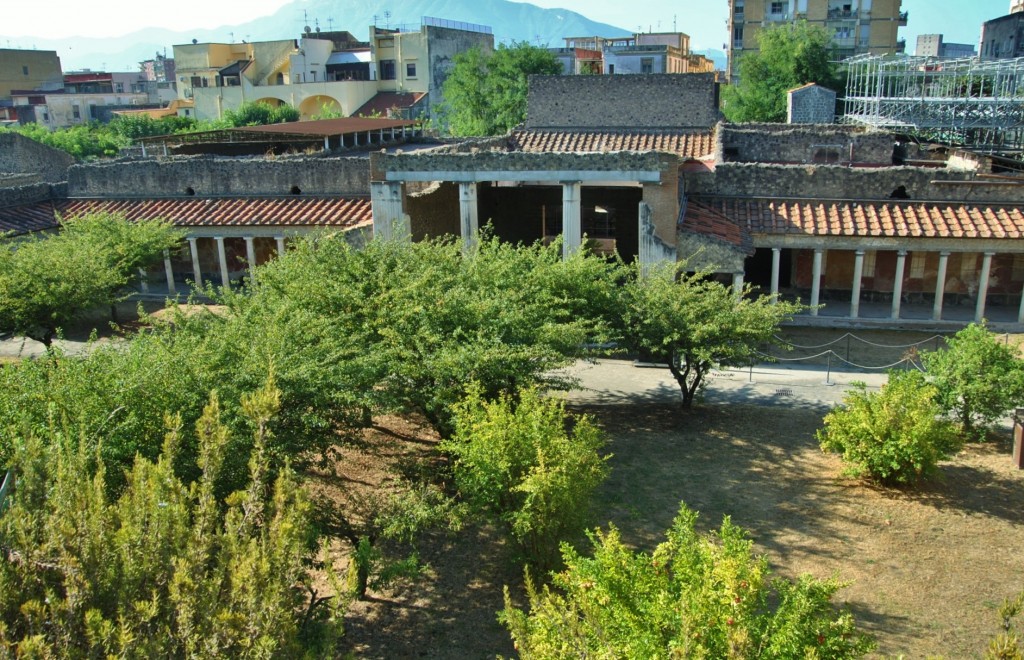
<box><xmin>163</xmin><ymin>249</ymin><xmax>176</xmax><ymax>294</ymax></box>
<box><xmin>850</xmin><ymin>249</ymin><xmax>865</xmax><ymax>318</ymax></box>
<box><xmin>137</xmin><ymin>268</ymin><xmax>149</xmax><ymax>293</ymax></box>
<box><xmin>732</xmin><ymin>272</ymin><xmax>744</xmax><ymax>298</ymax></box>
<box><xmin>933</xmin><ymin>251</ymin><xmax>949</xmax><ymax>321</ymax></box>
<box><xmin>187</xmin><ymin>237</ymin><xmax>203</xmax><ymax>288</ymax></box>
<box><xmin>244</xmin><ymin>236</ymin><xmax>257</xmax><ymax>281</ymax></box>
<box><xmin>458</xmin><ymin>182</ymin><xmax>479</xmax><ymax>252</ymax></box>
<box><xmin>976</xmin><ymin>252</ymin><xmax>995</xmax><ymax>323</ymax></box>
<box><xmin>891</xmin><ymin>250</ymin><xmax>907</xmax><ymax>319</ymax></box>
<box><xmin>810</xmin><ymin>249</ymin><xmax>823</xmax><ymax>316</ymax></box>
<box><xmin>770</xmin><ymin>247</ymin><xmax>781</xmax><ymax>302</ymax></box>
<box><xmin>370</xmin><ymin>181</ymin><xmax>409</xmax><ymax>242</ymax></box>
<box><xmin>215</xmin><ymin>236</ymin><xmax>229</xmax><ymax>288</ymax></box>
<box><xmin>323</xmin><ymin>136</ymin><xmax>330</xmax><ymax>151</ymax></box>
<box><xmin>562</xmin><ymin>181</ymin><xmax>582</xmax><ymax>260</ymax></box>
<box><xmin>275</xmin><ymin>235</ymin><xmax>286</xmax><ymax>257</ymax></box>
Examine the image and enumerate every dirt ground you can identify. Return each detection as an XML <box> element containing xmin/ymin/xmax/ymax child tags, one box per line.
<box><xmin>331</xmin><ymin>328</ymin><xmax>1024</xmax><ymax>659</ymax></box>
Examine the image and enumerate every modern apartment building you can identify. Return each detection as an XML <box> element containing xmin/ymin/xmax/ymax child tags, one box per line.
<box><xmin>555</xmin><ymin>32</ymin><xmax>715</xmax><ymax>75</ymax></box>
<box><xmin>915</xmin><ymin>34</ymin><xmax>977</xmax><ymax>58</ymax></box>
<box><xmin>727</xmin><ymin>0</ymin><xmax>907</xmax><ymax>80</ymax></box>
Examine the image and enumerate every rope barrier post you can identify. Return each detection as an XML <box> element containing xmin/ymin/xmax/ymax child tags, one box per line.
<box><xmin>846</xmin><ymin>334</ymin><xmax>851</xmax><ymax>363</ymax></box>
<box><xmin>749</xmin><ymin>359</ymin><xmax>754</xmax><ymax>383</ymax></box>
<box><xmin>825</xmin><ymin>351</ymin><xmax>834</xmax><ymax>386</ymax></box>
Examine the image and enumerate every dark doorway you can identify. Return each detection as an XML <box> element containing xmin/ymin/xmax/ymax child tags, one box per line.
<box><xmin>745</xmin><ymin>248</ymin><xmax>791</xmax><ymax>293</ymax></box>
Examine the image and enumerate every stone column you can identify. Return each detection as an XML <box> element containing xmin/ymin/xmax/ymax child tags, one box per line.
<box><xmin>458</xmin><ymin>182</ymin><xmax>479</xmax><ymax>252</ymax></box>
<box><xmin>770</xmin><ymin>247</ymin><xmax>781</xmax><ymax>302</ymax></box>
<box><xmin>187</xmin><ymin>237</ymin><xmax>202</xmax><ymax>288</ymax></box>
<box><xmin>562</xmin><ymin>181</ymin><xmax>582</xmax><ymax>260</ymax></box>
<box><xmin>323</xmin><ymin>136</ymin><xmax>330</xmax><ymax>152</ymax></box>
<box><xmin>810</xmin><ymin>249</ymin><xmax>823</xmax><ymax>316</ymax></box>
<box><xmin>976</xmin><ymin>252</ymin><xmax>995</xmax><ymax>323</ymax></box>
<box><xmin>891</xmin><ymin>250</ymin><xmax>907</xmax><ymax>319</ymax></box>
<box><xmin>850</xmin><ymin>249</ymin><xmax>865</xmax><ymax>318</ymax></box>
<box><xmin>244</xmin><ymin>236</ymin><xmax>257</xmax><ymax>279</ymax></box>
<box><xmin>933</xmin><ymin>251</ymin><xmax>950</xmax><ymax>321</ymax></box>
<box><xmin>137</xmin><ymin>268</ymin><xmax>149</xmax><ymax>293</ymax></box>
<box><xmin>370</xmin><ymin>181</ymin><xmax>409</xmax><ymax>242</ymax></box>
<box><xmin>732</xmin><ymin>272</ymin><xmax>744</xmax><ymax>298</ymax></box>
<box><xmin>275</xmin><ymin>235</ymin><xmax>286</xmax><ymax>257</ymax></box>
<box><xmin>215</xmin><ymin>236</ymin><xmax>229</xmax><ymax>288</ymax></box>
<box><xmin>163</xmin><ymin>249</ymin><xmax>176</xmax><ymax>294</ymax></box>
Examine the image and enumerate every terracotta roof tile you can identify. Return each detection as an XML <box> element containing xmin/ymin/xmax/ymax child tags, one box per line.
<box><xmin>693</xmin><ymin>197</ymin><xmax>1024</xmax><ymax>240</ymax></box>
<box><xmin>0</xmin><ymin>201</ymin><xmax>60</xmax><ymax>235</ymax></box>
<box><xmin>352</xmin><ymin>92</ymin><xmax>428</xmax><ymax>119</ymax></box>
<box><xmin>681</xmin><ymin>201</ymin><xmax>753</xmax><ymax>254</ymax></box>
<box><xmin>509</xmin><ymin>129</ymin><xmax>715</xmax><ymax>158</ymax></box>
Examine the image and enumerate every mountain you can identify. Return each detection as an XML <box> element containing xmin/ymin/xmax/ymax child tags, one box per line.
<box><xmin>1</xmin><ymin>0</ymin><xmax>632</xmax><ymax>72</ymax></box>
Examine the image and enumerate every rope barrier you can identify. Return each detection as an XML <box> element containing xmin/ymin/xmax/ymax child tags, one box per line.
<box><xmin>773</xmin><ymin>332</ymin><xmax>948</xmax><ymax>351</ymax></box>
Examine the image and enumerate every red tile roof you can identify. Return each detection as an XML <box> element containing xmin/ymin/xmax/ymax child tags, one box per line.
<box><xmin>352</xmin><ymin>92</ymin><xmax>428</xmax><ymax>119</ymax></box>
<box><xmin>694</xmin><ymin>197</ymin><xmax>1024</xmax><ymax>239</ymax></box>
<box><xmin>509</xmin><ymin>129</ymin><xmax>715</xmax><ymax>158</ymax></box>
<box><xmin>233</xmin><ymin>117</ymin><xmax>417</xmax><ymax>137</ymax></box>
<box><xmin>0</xmin><ymin>201</ymin><xmax>60</xmax><ymax>235</ymax></box>
<box><xmin>682</xmin><ymin>201</ymin><xmax>753</xmax><ymax>253</ymax></box>
<box><xmin>57</xmin><ymin>197</ymin><xmax>373</xmax><ymax>229</ymax></box>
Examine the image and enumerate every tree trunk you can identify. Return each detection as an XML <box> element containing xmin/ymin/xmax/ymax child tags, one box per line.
<box><xmin>667</xmin><ymin>352</ymin><xmax>706</xmax><ymax>410</ymax></box>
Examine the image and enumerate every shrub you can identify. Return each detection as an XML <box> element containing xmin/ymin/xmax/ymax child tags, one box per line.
<box><xmin>923</xmin><ymin>323</ymin><xmax>1024</xmax><ymax>441</ymax></box>
<box><xmin>0</xmin><ymin>379</ymin><xmax>346</xmax><ymax>657</ymax></box>
<box><xmin>818</xmin><ymin>370</ymin><xmax>961</xmax><ymax>486</ymax></box>
<box><xmin>501</xmin><ymin>503</ymin><xmax>875</xmax><ymax>658</ymax></box>
<box><xmin>443</xmin><ymin>387</ymin><xmax>609</xmax><ymax>570</ymax></box>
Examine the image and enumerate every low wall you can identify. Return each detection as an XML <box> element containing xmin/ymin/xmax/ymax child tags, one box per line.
<box><xmin>719</xmin><ymin>123</ymin><xmax>893</xmax><ymax>165</ymax></box>
<box><xmin>69</xmin><ymin>154</ymin><xmax>371</xmax><ymax>197</ymax></box>
<box><xmin>0</xmin><ymin>182</ymin><xmax>64</xmax><ymax>208</ymax></box>
<box><xmin>0</xmin><ymin>133</ymin><xmax>76</xmax><ymax>183</ymax></box>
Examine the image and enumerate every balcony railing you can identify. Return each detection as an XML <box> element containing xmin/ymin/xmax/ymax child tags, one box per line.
<box><xmin>898</xmin><ymin>11</ymin><xmax>908</xmax><ymax>25</ymax></box>
<box><xmin>827</xmin><ymin>8</ymin><xmax>856</xmax><ymax>19</ymax></box>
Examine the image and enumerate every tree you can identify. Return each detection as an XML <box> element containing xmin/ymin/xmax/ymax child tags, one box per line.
<box><xmin>440</xmin><ymin>42</ymin><xmax>562</xmax><ymax>136</ymax></box>
<box><xmin>443</xmin><ymin>387</ymin><xmax>609</xmax><ymax>570</ymax></box>
<box><xmin>0</xmin><ymin>380</ymin><xmax>346</xmax><ymax>657</ymax></box>
<box><xmin>501</xmin><ymin>503</ymin><xmax>875</xmax><ymax>658</ymax></box>
<box><xmin>0</xmin><ymin>212</ymin><xmax>181</xmax><ymax>348</ymax></box>
<box><xmin>620</xmin><ymin>265</ymin><xmax>802</xmax><ymax>408</ymax></box>
<box><xmin>3</xmin><ymin>122</ymin><xmax>127</xmax><ymax>159</ymax></box>
<box><xmin>722</xmin><ymin>21</ymin><xmax>843</xmax><ymax>122</ymax></box>
<box><xmin>923</xmin><ymin>323</ymin><xmax>1024</xmax><ymax>441</ymax></box>
<box><xmin>818</xmin><ymin>370</ymin><xmax>962</xmax><ymax>486</ymax></box>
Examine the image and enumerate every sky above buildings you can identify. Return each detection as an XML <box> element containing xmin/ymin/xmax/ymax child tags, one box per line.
<box><xmin>0</xmin><ymin>0</ymin><xmax>1012</xmax><ymax>53</ymax></box>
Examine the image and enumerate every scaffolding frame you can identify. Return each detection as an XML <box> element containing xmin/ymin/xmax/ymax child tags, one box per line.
<box><xmin>843</xmin><ymin>54</ymin><xmax>1024</xmax><ymax>153</ymax></box>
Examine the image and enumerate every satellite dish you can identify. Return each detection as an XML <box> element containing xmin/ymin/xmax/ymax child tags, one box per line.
<box><xmin>304</xmin><ymin>25</ymin><xmax>312</xmax><ymax>34</ymax></box>
<box><xmin>192</xmin><ymin>38</ymin><xmax>198</xmax><ymax>44</ymax></box>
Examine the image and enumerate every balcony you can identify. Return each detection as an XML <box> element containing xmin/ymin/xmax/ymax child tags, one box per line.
<box><xmin>896</xmin><ymin>39</ymin><xmax>906</xmax><ymax>52</ymax></box>
<box><xmin>827</xmin><ymin>8</ymin><xmax>856</xmax><ymax>19</ymax></box>
<box><xmin>899</xmin><ymin>11</ymin><xmax>908</xmax><ymax>25</ymax></box>
<box><xmin>765</xmin><ymin>11</ymin><xmax>791</xmax><ymax>22</ymax></box>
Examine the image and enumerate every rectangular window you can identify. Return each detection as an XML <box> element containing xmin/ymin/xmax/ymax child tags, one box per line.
<box><xmin>72</xmin><ymin>105</ymin><xmax>80</xmax><ymax>119</ymax></box>
<box><xmin>310</xmin><ymin>71</ymin><xmax>316</xmax><ymax>82</ymax></box>
<box><xmin>378</xmin><ymin>38</ymin><xmax>394</xmax><ymax>48</ymax></box>
<box><xmin>22</xmin><ymin>65</ymin><xmax>28</xmax><ymax>75</ymax></box>
<box><xmin>863</xmin><ymin>250</ymin><xmax>877</xmax><ymax>276</ymax></box>
<box><xmin>640</xmin><ymin>58</ymin><xmax>653</xmax><ymax>74</ymax></box>
<box><xmin>293</xmin><ymin>73</ymin><xmax>302</xmax><ymax>83</ymax></box>
<box><xmin>115</xmin><ymin>82</ymin><xmax>124</xmax><ymax>93</ymax></box>
<box><xmin>770</xmin><ymin>1</ymin><xmax>784</xmax><ymax>14</ymax></box>
<box><xmin>380</xmin><ymin>59</ymin><xmax>396</xmax><ymax>80</ymax></box>
<box><xmin>406</xmin><ymin>62</ymin><xmax>417</xmax><ymax>78</ymax></box>
<box><xmin>910</xmin><ymin>251</ymin><xmax>926</xmax><ymax>278</ymax></box>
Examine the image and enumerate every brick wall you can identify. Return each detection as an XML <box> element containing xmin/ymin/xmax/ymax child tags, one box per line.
<box><xmin>720</xmin><ymin>124</ymin><xmax>893</xmax><ymax>165</ymax></box>
<box><xmin>525</xmin><ymin>73</ymin><xmax>720</xmax><ymax>130</ymax></box>
<box><xmin>684</xmin><ymin>163</ymin><xmax>1024</xmax><ymax>203</ymax></box>
<box><xmin>0</xmin><ymin>133</ymin><xmax>76</xmax><ymax>183</ymax></box>
<box><xmin>69</xmin><ymin>154</ymin><xmax>370</xmax><ymax>197</ymax></box>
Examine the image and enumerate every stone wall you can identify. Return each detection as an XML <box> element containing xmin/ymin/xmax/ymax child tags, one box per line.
<box><xmin>425</xmin><ymin>25</ymin><xmax>495</xmax><ymax>116</ymax></box>
<box><xmin>677</xmin><ymin>232</ymin><xmax>746</xmax><ymax>272</ymax></box>
<box><xmin>787</xmin><ymin>85</ymin><xmax>837</xmax><ymax>125</ymax></box>
<box><xmin>0</xmin><ymin>182</ymin><xmax>65</xmax><ymax>208</ymax></box>
<box><xmin>69</xmin><ymin>154</ymin><xmax>370</xmax><ymax>197</ymax></box>
<box><xmin>719</xmin><ymin>124</ymin><xmax>893</xmax><ymax>165</ymax></box>
<box><xmin>0</xmin><ymin>133</ymin><xmax>76</xmax><ymax>183</ymax></box>
<box><xmin>525</xmin><ymin>73</ymin><xmax>720</xmax><ymax>130</ymax></box>
<box><xmin>406</xmin><ymin>181</ymin><xmax>460</xmax><ymax>240</ymax></box>
<box><xmin>0</xmin><ymin>173</ymin><xmax>41</xmax><ymax>188</ymax></box>
<box><xmin>684</xmin><ymin>163</ymin><xmax>1024</xmax><ymax>203</ymax></box>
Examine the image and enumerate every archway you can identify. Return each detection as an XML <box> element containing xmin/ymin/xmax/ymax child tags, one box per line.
<box><xmin>299</xmin><ymin>95</ymin><xmax>342</xmax><ymax>120</ymax></box>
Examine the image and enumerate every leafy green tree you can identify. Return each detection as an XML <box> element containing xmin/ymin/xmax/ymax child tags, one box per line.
<box><xmin>224</xmin><ymin>101</ymin><xmax>300</xmax><ymax>126</ymax></box>
<box><xmin>723</xmin><ymin>21</ymin><xmax>842</xmax><ymax>122</ymax></box>
<box><xmin>444</xmin><ymin>387</ymin><xmax>609</xmax><ymax>570</ymax></box>
<box><xmin>3</xmin><ymin>122</ymin><xmax>127</xmax><ymax>159</ymax></box>
<box><xmin>818</xmin><ymin>370</ymin><xmax>961</xmax><ymax>486</ymax></box>
<box><xmin>501</xmin><ymin>503</ymin><xmax>875</xmax><ymax>658</ymax></box>
<box><xmin>923</xmin><ymin>323</ymin><xmax>1024</xmax><ymax>441</ymax></box>
<box><xmin>440</xmin><ymin>42</ymin><xmax>562</xmax><ymax>136</ymax></box>
<box><xmin>0</xmin><ymin>212</ymin><xmax>181</xmax><ymax>348</ymax></box>
<box><xmin>0</xmin><ymin>380</ymin><xmax>346</xmax><ymax>657</ymax></box>
<box><xmin>620</xmin><ymin>265</ymin><xmax>802</xmax><ymax>408</ymax></box>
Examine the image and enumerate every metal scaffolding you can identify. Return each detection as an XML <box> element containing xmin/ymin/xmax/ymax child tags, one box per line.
<box><xmin>843</xmin><ymin>54</ymin><xmax>1024</xmax><ymax>153</ymax></box>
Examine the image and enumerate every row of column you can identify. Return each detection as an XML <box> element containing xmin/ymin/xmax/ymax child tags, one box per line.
<box><xmin>766</xmin><ymin>247</ymin><xmax>1010</xmax><ymax>323</ymax></box>
<box><xmin>142</xmin><ymin>235</ymin><xmax>287</xmax><ymax>292</ymax></box>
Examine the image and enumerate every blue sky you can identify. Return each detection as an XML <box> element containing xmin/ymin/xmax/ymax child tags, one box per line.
<box><xmin>1</xmin><ymin>0</ymin><xmax>1011</xmax><ymax>53</ymax></box>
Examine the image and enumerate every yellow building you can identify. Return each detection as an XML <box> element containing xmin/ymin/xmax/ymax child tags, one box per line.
<box><xmin>0</xmin><ymin>49</ymin><xmax>63</xmax><ymax>99</ymax></box>
<box><xmin>727</xmin><ymin>0</ymin><xmax>907</xmax><ymax>80</ymax></box>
